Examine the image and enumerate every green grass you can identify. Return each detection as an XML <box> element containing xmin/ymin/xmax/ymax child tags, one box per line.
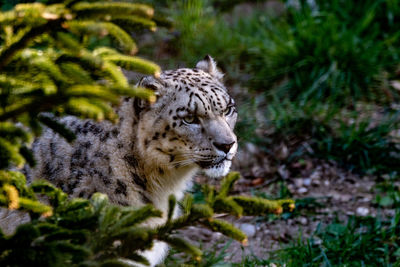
<box><xmin>166</xmin><ymin>212</ymin><xmax>400</xmax><ymax>266</ymax></box>
<box><xmin>166</xmin><ymin>0</ymin><xmax>400</xmax><ymax>104</ymax></box>
<box><xmin>262</xmin><ymin>100</ymin><xmax>400</xmax><ymax>174</ymax></box>
<box><xmin>266</xmin><ymin>212</ymin><xmax>400</xmax><ymax>267</ymax></box>
<box><xmin>159</xmin><ymin>0</ymin><xmax>400</xmax><ymax>175</ymax></box>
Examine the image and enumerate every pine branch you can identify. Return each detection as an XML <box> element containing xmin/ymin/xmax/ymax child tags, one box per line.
<box><xmin>111</xmin><ymin>15</ymin><xmax>157</xmax><ymax>32</ymax></box>
<box><xmin>0</xmin><ymin>95</ymin><xmax>62</xmax><ymax>121</ymax></box>
<box><xmin>0</xmin><ymin>137</ymin><xmax>25</xmax><ymax>168</ymax></box>
<box><xmin>102</xmin><ymin>55</ymin><xmax>161</xmax><ymax>76</ymax></box>
<box><xmin>102</xmin><ymin>61</ymin><xmax>129</xmax><ymax>87</ymax></box>
<box><xmin>0</xmin><ymin>18</ymin><xmax>64</xmax><ymax>71</ymax></box>
<box><xmin>71</xmin><ymin>2</ymin><xmax>154</xmax><ymax>19</ymax></box>
<box><xmin>66</xmin><ymin>21</ymin><xmax>138</xmax><ymax>54</ymax></box>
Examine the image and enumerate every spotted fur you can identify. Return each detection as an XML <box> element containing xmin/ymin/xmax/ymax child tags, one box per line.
<box><xmin>4</xmin><ymin>56</ymin><xmax>238</xmax><ymax>266</ymax></box>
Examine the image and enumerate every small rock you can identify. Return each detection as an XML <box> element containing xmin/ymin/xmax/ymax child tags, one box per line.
<box><xmin>251</xmin><ymin>166</ymin><xmax>265</xmax><ymax>178</ymax></box>
<box><xmin>245</xmin><ymin>142</ymin><xmax>258</xmax><ymax>154</ymax></box>
<box><xmin>297</xmin><ymin>187</ymin><xmax>308</xmax><ymax>194</ymax></box>
<box><xmin>361</xmin><ymin>197</ymin><xmax>371</xmax><ymax>203</ymax></box>
<box><xmin>299</xmin><ymin>217</ymin><xmax>308</xmax><ymax>225</ymax></box>
<box><xmin>240</xmin><ymin>223</ymin><xmax>256</xmax><ymax>237</ymax></box>
<box><xmin>310</xmin><ymin>171</ymin><xmax>321</xmax><ymax>180</ymax></box>
<box><xmin>340</xmin><ymin>194</ymin><xmax>352</xmax><ymax>202</ymax></box>
<box><xmin>303</xmin><ymin>178</ymin><xmax>311</xmax><ymax>186</ymax></box>
<box><xmin>312</xmin><ymin>179</ymin><xmax>321</xmax><ymax>186</ymax></box>
<box><xmin>294</xmin><ymin>178</ymin><xmax>303</xmax><ymax>187</ymax></box>
<box><xmin>391</xmin><ymin>80</ymin><xmax>400</xmax><ymax>91</ymax></box>
<box><xmin>288</xmin><ymin>184</ymin><xmax>295</xmax><ymax>192</ymax></box>
<box><xmin>278</xmin><ymin>165</ymin><xmax>289</xmax><ymax>179</ymax></box>
<box><xmin>313</xmin><ymin>237</ymin><xmax>323</xmax><ymax>245</ymax></box>
<box><xmin>356</xmin><ymin>207</ymin><xmax>369</xmax><ymax>216</ymax></box>
<box><xmin>275</xmin><ymin>143</ymin><xmax>289</xmax><ymax>160</ymax></box>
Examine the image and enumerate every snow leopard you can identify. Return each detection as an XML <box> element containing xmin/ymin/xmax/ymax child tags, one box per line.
<box><xmin>11</xmin><ymin>55</ymin><xmax>238</xmax><ymax>266</ymax></box>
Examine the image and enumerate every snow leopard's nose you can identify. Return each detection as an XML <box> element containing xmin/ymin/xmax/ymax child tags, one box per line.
<box><xmin>213</xmin><ymin>141</ymin><xmax>235</xmax><ymax>154</ymax></box>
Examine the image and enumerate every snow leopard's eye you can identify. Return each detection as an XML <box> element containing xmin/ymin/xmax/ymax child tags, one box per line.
<box><xmin>223</xmin><ymin>106</ymin><xmax>235</xmax><ymax>117</ymax></box>
<box><xmin>183</xmin><ymin>114</ymin><xmax>200</xmax><ymax>125</ymax></box>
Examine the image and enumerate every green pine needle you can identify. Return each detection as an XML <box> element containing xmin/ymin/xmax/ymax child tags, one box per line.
<box><xmin>67</xmin><ymin>21</ymin><xmax>138</xmax><ymax>54</ymax></box>
<box><xmin>163</xmin><ymin>236</ymin><xmax>202</xmax><ymax>258</ymax></box>
<box><xmin>202</xmin><ymin>218</ymin><xmax>247</xmax><ymax>243</ymax></box>
<box><xmin>103</xmin><ymin>55</ymin><xmax>161</xmax><ymax>76</ymax></box>
<box><xmin>72</xmin><ymin>2</ymin><xmax>154</xmax><ymax>19</ymax></box>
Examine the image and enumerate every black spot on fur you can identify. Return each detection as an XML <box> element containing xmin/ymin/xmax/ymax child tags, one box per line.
<box><xmin>172</xmin><ymin>122</ymin><xmax>177</xmax><ymax>128</ymax></box>
<box><xmin>152</xmin><ymin>132</ymin><xmax>159</xmax><ymax>140</ymax></box>
<box><xmin>82</xmin><ymin>141</ymin><xmax>91</xmax><ymax>149</ymax></box>
<box><xmin>81</xmin><ymin>127</ymin><xmax>88</xmax><ymax>135</ymax></box>
<box><xmin>162</xmin><ymin>132</ymin><xmax>166</xmax><ymax>138</ymax></box>
<box><xmin>89</xmin><ymin>124</ymin><xmax>102</xmax><ymax>135</ymax></box>
<box><xmin>50</xmin><ymin>142</ymin><xmax>56</xmax><ymax>157</ymax></box>
<box><xmin>170</xmin><ymin>155</ymin><xmax>175</xmax><ymax>162</ymax></box>
<box><xmin>124</xmin><ymin>154</ymin><xmax>138</xmax><ymax>168</ymax></box>
<box><xmin>100</xmin><ymin>131</ymin><xmax>110</xmax><ymax>142</ymax></box>
<box><xmin>75</xmin><ymin>125</ymin><xmax>83</xmax><ymax>134</ymax></box>
<box><xmin>117</xmin><ymin>142</ymin><xmax>124</xmax><ymax>149</ymax></box>
<box><xmin>43</xmin><ymin>162</ymin><xmax>55</xmax><ymax>180</ymax></box>
<box><xmin>111</xmin><ymin>128</ymin><xmax>119</xmax><ymax>138</ymax></box>
<box><xmin>102</xmin><ymin>175</ymin><xmax>111</xmax><ymax>185</ymax></box>
<box><xmin>140</xmin><ymin>192</ymin><xmax>152</xmax><ymax>203</ymax></box>
<box><xmin>115</xmin><ymin>179</ymin><xmax>127</xmax><ymax>196</ymax></box>
<box><xmin>71</xmin><ymin>149</ymin><xmax>82</xmax><ymax>162</ymax></box>
<box><xmin>158</xmin><ymin>168</ymin><xmax>164</xmax><ymax>175</ymax></box>
<box><xmin>83</xmin><ymin>121</ymin><xmax>91</xmax><ymax>129</ymax></box>
<box><xmin>131</xmin><ymin>172</ymin><xmax>146</xmax><ymax>190</ymax></box>
<box><xmin>67</xmin><ymin>179</ymin><xmax>80</xmax><ymax>194</ymax></box>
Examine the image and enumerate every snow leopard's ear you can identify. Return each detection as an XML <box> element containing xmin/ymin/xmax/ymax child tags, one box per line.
<box><xmin>134</xmin><ymin>76</ymin><xmax>166</xmax><ymax>112</ymax></box>
<box><xmin>196</xmin><ymin>55</ymin><xmax>224</xmax><ymax>81</ymax></box>
<box><xmin>137</xmin><ymin>75</ymin><xmax>166</xmax><ymax>94</ymax></box>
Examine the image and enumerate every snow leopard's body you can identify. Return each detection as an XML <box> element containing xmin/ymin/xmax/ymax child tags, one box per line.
<box><xmin>20</xmin><ymin>56</ymin><xmax>237</xmax><ymax>266</ymax></box>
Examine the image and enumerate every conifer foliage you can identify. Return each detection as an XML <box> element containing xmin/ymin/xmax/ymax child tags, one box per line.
<box><xmin>0</xmin><ymin>1</ymin><xmax>295</xmax><ymax>265</ymax></box>
<box><xmin>0</xmin><ymin>172</ymin><xmax>294</xmax><ymax>266</ymax></box>
<box><xmin>0</xmin><ymin>0</ymin><xmax>159</xmax><ymax>169</ymax></box>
